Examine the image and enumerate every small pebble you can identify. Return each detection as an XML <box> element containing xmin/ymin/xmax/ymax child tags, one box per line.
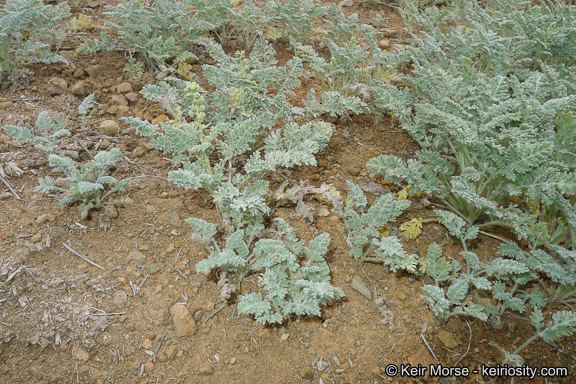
<box><xmin>71</xmin><ymin>80</ymin><xmax>91</xmax><ymax>96</ymax></box>
<box><xmin>198</xmin><ymin>362</ymin><xmax>214</xmax><ymax>376</ymax></box>
<box><xmin>298</xmin><ymin>367</ymin><xmax>315</xmax><ymax>380</ymax></box>
<box><xmin>99</xmin><ymin>120</ymin><xmax>120</xmax><ymax>136</ymax></box>
<box><xmin>111</xmin><ymin>290</ymin><xmax>129</xmax><ymax>309</ymax></box>
<box><xmin>36</xmin><ymin>214</ymin><xmax>50</xmax><ymax>224</ymax></box>
<box><xmin>116</xmin><ymin>82</ymin><xmax>133</xmax><ymax>93</ymax></box>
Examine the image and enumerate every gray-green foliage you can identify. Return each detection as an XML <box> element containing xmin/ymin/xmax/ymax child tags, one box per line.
<box><xmin>0</xmin><ymin>0</ymin><xmax>69</xmax><ymax>85</ymax></box>
<box><xmin>368</xmin><ymin>0</ymin><xmax>576</xmax><ymax>250</ymax></box>
<box><xmin>125</xmin><ymin>41</ymin><xmax>334</xmax><ymax>228</ymax></box>
<box><xmin>201</xmin><ymin>39</ymin><xmax>304</xmax><ymax>125</ymax></box>
<box><xmin>37</xmin><ymin>149</ymin><xmax>129</xmax><ymax>219</ymax></box>
<box><xmin>194</xmin><ymin>218</ymin><xmax>343</xmax><ymax>324</ymax></box>
<box><xmin>78</xmin><ymin>93</ymin><xmax>96</xmax><ymax>129</ymax></box>
<box><xmin>492</xmin><ymin>309</ymin><xmax>576</xmax><ymax>366</ymax></box>
<box><xmin>288</xmin><ymin>9</ymin><xmax>380</xmax><ymax>116</ymax></box>
<box><xmin>124</xmin><ymin>39</ymin><xmax>341</xmax><ymax>323</ymax></box>
<box><xmin>421</xmin><ymin>240</ymin><xmax>530</xmax><ymax>323</ymax></box>
<box><xmin>78</xmin><ymin>0</ymin><xmax>215</xmax><ymax>72</ymax></box>
<box><xmin>4</xmin><ymin>107</ymin><xmax>128</xmax><ymax>219</ymax></box>
<box><xmin>423</xmin><ymin>210</ymin><xmax>576</xmax><ymax>319</ymax></box>
<box><xmin>421</xmin><ymin>209</ymin><xmax>576</xmax><ymax>362</ymax></box>
<box><xmin>77</xmin><ymin>0</ymin><xmax>327</xmax><ymax>74</ymax></box>
<box><xmin>336</xmin><ymin>181</ymin><xmax>416</xmax><ymax>272</ymax></box>
<box><xmin>355</xmin><ymin>0</ymin><xmax>576</xmax><ymax>364</ymax></box>
<box><xmin>263</xmin><ymin>0</ymin><xmax>325</xmax><ymax>43</ymax></box>
<box><xmin>3</xmin><ymin>111</ymin><xmax>70</xmax><ymax>153</ymax></box>
<box><xmin>292</xmin><ymin>39</ymin><xmax>367</xmax><ymax>94</ymax></box>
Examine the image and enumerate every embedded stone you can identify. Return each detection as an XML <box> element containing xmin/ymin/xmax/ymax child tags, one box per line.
<box><xmin>170</xmin><ymin>303</ymin><xmax>196</xmax><ymax>337</ymax></box>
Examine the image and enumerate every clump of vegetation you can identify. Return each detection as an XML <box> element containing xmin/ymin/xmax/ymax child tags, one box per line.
<box><xmin>3</xmin><ymin>96</ymin><xmax>128</xmax><ymax>219</ymax></box>
<box><xmin>0</xmin><ymin>0</ymin><xmax>70</xmax><ymax>86</ymax></box>
<box><xmin>369</xmin><ymin>0</ymin><xmax>576</xmax><ymax>249</ymax></box>
<box><xmin>2</xmin><ymin>0</ymin><xmax>575</xmax><ymax>368</ymax></box>
<box><xmin>336</xmin><ymin>181</ymin><xmax>417</xmax><ymax>273</ymax></box>
<box><xmin>3</xmin><ymin>111</ymin><xmax>70</xmax><ymax>153</ymax></box>
<box><xmin>78</xmin><ymin>0</ymin><xmax>215</xmax><ymax>73</ymax></box>
<box><xmin>194</xmin><ymin>218</ymin><xmax>344</xmax><ymax>324</ymax></box>
<box><xmin>36</xmin><ymin>148</ymin><xmax>129</xmax><ymax>219</ymax></box>
<box><xmin>364</xmin><ymin>0</ymin><xmax>576</xmax><ymax>364</ymax></box>
<box><xmin>124</xmin><ymin>39</ymin><xmax>342</xmax><ymax>323</ymax></box>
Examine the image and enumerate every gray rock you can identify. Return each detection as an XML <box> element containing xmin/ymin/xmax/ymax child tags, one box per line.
<box><xmin>379</xmin><ymin>39</ymin><xmax>391</xmax><ymax>50</ymax></box>
<box><xmin>0</xmin><ymin>101</ymin><xmax>14</xmax><ymax>110</ymax></box>
<box><xmin>71</xmin><ymin>344</ymin><xmax>90</xmax><ymax>362</ymax></box>
<box><xmin>36</xmin><ymin>214</ymin><xmax>50</xmax><ymax>224</ymax></box>
<box><xmin>110</xmin><ymin>94</ymin><xmax>128</xmax><ymax>106</ymax></box>
<box><xmin>85</xmin><ymin>64</ymin><xmax>103</xmax><ymax>78</ymax></box>
<box><xmin>116</xmin><ymin>105</ymin><xmax>130</xmax><ymax>116</ymax></box>
<box><xmin>127</xmin><ymin>249</ymin><xmax>146</xmax><ymax>264</ymax></box>
<box><xmin>125</xmin><ymin>92</ymin><xmax>139</xmax><ymax>103</ymax></box>
<box><xmin>351</xmin><ymin>275</ymin><xmax>372</xmax><ymax>300</ymax></box>
<box><xmin>198</xmin><ymin>362</ymin><xmax>214</xmax><ymax>375</ymax></box>
<box><xmin>111</xmin><ymin>290</ymin><xmax>129</xmax><ymax>309</ymax></box>
<box><xmin>48</xmin><ymin>77</ymin><xmax>68</xmax><ymax>95</ymax></box>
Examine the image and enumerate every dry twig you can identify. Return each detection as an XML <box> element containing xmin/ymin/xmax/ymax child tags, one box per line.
<box><xmin>420</xmin><ymin>333</ymin><xmax>440</xmax><ymax>363</ymax></box>
<box><xmin>454</xmin><ymin>320</ymin><xmax>473</xmax><ymax>367</ymax></box>
<box><xmin>0</xmin><ymin>165</ymin><xmax>21</xmax><ymax>200</ymax></box>
<box><xmin>63</xmin><ymin>242</ymin><xmax>106</xmax><ymax>271</ymax></box>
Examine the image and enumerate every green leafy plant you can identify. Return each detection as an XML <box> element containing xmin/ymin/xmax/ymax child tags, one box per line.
<box><xmin>123</xmin><ymin>35</ymin><xmax>342</xmax><ymax>323</ymax></box>
<box><xmin>4</xmin><ymin>108</ymin><xmax>128</xmax><ymax>219</ymax></box>
<box><xmin>125</xmin><ymin>73</ymin><xmax>332</xmax><ymax>228</ymax></box>
<box><xmin>492</xmin><ymin>309</ymin><xmax>576</xmax><ymax>366</ymax></box>
<box><xmin>421</xmin><ymin>208</ymin><xmax>576</xmax><ymax>363</ymax></box>
<box><xmin>336</xmin><ymin>181</ymin><xmax>417</xmax><ymax>272</ymax></box>
<box><xmin>193</xmin><ymin>218</ymin><xmax>343</xmax><ymax>324</ymax></box>
<box><xmin>78</xmin><ymin>0</ymin><xmax>215</xmax><ymax>72</ymax></box>
<box><xmin>0</xmin><ymin>0</ymin><xmax>69</xmax><ymax>86</ymax></box>
<box><xmin>262</xmin><ymin>0</ymin><xmax>325</xmax><ymax>43</ymax></box>
<box><xmin>200</xmin><ymin>39</ymin><xmax>304</xmax><ymax>125</ymax></box>
<box><xmin>3</xmin><ymin>111</ymin><xmax>70</xmax><ymax>153</ymax></box>
<box><xmin>368</xmin><ymin>0</ymin><xmax>576</xmax><ymax>249</ymax></box>
<box><xmin>37</xmin><ymin>149</ymin><xmax>129</xmax><ymax>219</ymax></box>
<box><xmin>78</xmin><ymin>93</ymin><xmax>96</xmax><ymax>129</ymax></box>
<box><xmin>292</xmin><ymin>38</ymin><xmax>369</xmax><ymax>95</ymax></box>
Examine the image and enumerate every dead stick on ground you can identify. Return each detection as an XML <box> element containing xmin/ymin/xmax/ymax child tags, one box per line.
<box><xmin>173</xmin><ymin>267</ymin><xmax>192</xmax><ymax>285</ymax></box>
<box><xmin>152</xmin><ymin>334</ymin><xmax>167</xmax><ymax>363</ymax></box>
<box><xmin>7</xmin><ymin>97</ymin><xmax>40</xmax><ymax>103</ymax></box>
<box><xmin>0</xmin><ymin>166</ymin><xmax>21</xmax><ymax>200</ymax></box>
<box><xmin>63</xmin><ymin>242</ymin><xmax>106</xmax><ymax>271</ymax></box>
<box><xmin>454</xmin><ymin>320</ymin><xmax>473</xmax><ymax>367</ymax></box>
<box><xmin>197</xmin><ymin>301</ymin><xmax>227</xmax><ymax>332</ymax></box>
<box><xmin>90</xmin><ymin>312</ymin><xmax>126</xmax><ymax>317</ymax></box>
<box><xmin>77</xmin><ymin>139</ymin><xmax>94</xmax><ymax>160</ymax></box>
<box><xmin>420</xmin><ymin>333</ymin><xmax>440</xmax><ymax>363</ymax></box>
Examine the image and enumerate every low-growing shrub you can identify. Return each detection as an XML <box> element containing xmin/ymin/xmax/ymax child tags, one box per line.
<box><xmin>4</xmin><ymin>96</ymin><xmax>128</xmax><ymax>219</ymax></box>
<box><xmin>124</xmin><ymin>40</ymin><xmax>343</xmax><ymax>323</ymax></box>
<box><xmin>0</xmin><ymin>0</ymin><xmax>70</xmax><ymax>86</ymax></box>
<box><xmin>364</xmin><ymin>0</ymin><xmax>576</xmax><ymax>363</ymax></box>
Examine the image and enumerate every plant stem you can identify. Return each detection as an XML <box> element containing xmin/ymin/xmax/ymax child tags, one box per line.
<box><xmin>511</xmin><ymin>332</ymin><xmax>540</xmax><ymax>356</ymax></box>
